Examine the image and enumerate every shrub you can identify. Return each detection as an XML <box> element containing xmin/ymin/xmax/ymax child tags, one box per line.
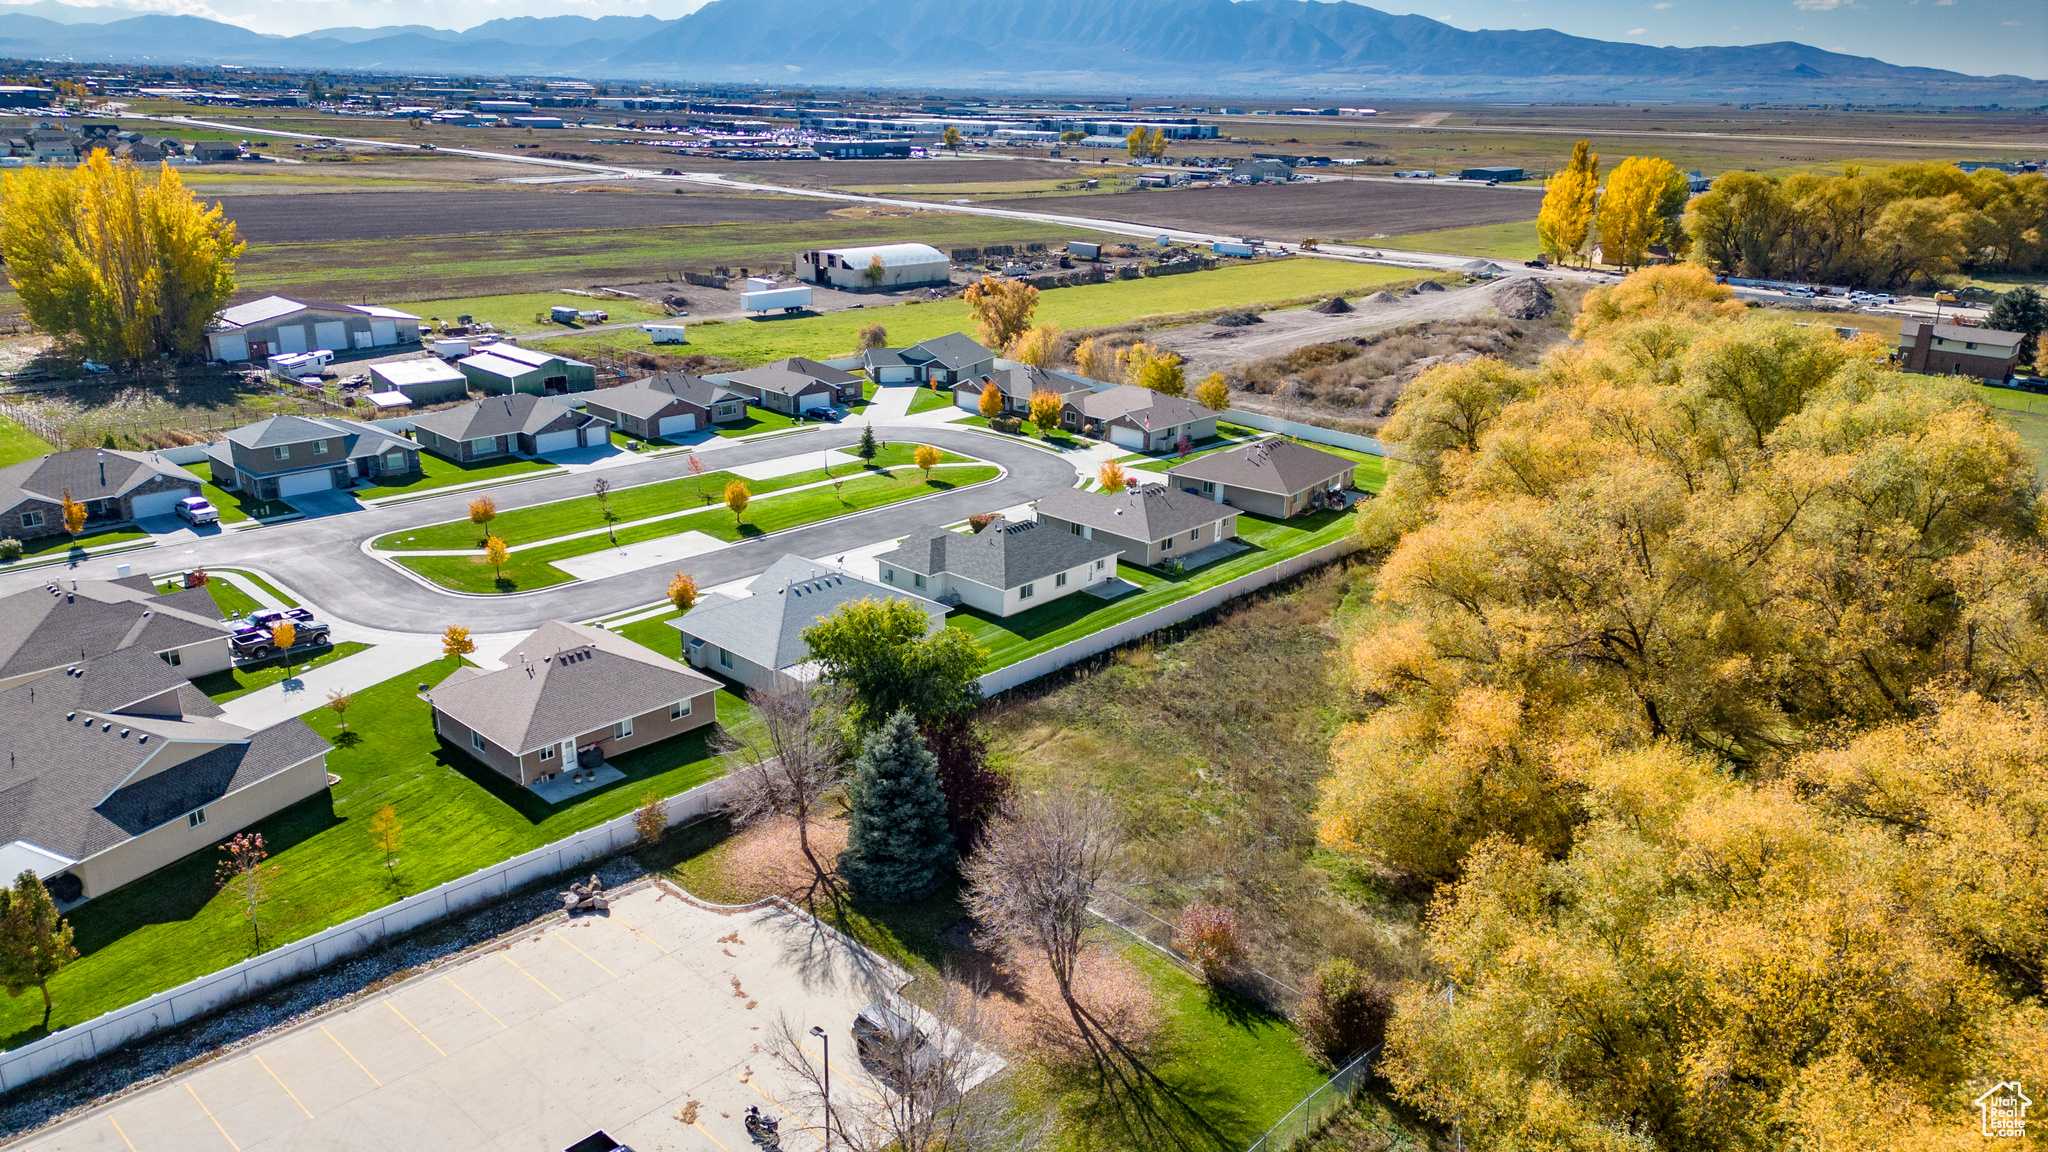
<box><xmin>1296</xmin><ymin>958</ymin><xmax>1392</xmax><ymax>1063</ymax></box>
<box><xmin>967</xmin><ymin>513</ymin><xmax>997</xmax><ymax>533</ymax></box>
<box><xmin>0</xmin><ymin>537</ymin><xmax>19</xmax><ymax>562</ymax></box>
<box><xmin>1174</xmin><ymin>903</ymin><xmax>1243</xmax><ymax>984</ymax></box>
<box><xmin>989</xmin><ymin>415</ymin><xmax>1024</xmax><ymax>434</ymax></box>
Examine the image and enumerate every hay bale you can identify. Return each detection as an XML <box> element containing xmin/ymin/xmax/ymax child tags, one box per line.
<box><xmin>1310</xmin><ymin>297</ymin><xmax>1354</xmax><ymax>314</ymax></box>
<box><xmin>1494</xmin><ymin>278</ymin><xmax>1555</xmax><ymax>320</ymax></box>
<box><xmin>1212</xmin><ymin>312</ymin><xmax>1263</xmax><ymax>327</ymax></box>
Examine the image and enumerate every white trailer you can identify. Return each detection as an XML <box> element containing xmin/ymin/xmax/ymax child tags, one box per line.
<box><xmin>642</xmin><ymin>324</ymin><xmax>689</xmax><ymax>344</ymax></box>
<box><xmin>740</xmin><ymin>279</ymin><xmax>814</xmax><ymax>314</ymax></box>
<box><xmin>1212</xmin><ymin>241</ymin><xmax>1256</xmax><ymax>257</ymax></box>
<box><xmin>432</xmin><ymin>337</ymin><xmax>471</xmax><ymax>358</ymax></box>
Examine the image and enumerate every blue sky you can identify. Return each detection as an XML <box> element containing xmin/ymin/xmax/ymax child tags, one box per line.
<box><xmin>2</xmin><ymin>0</ymin><xmax>2042</xmax><ymax>78</ymax></box>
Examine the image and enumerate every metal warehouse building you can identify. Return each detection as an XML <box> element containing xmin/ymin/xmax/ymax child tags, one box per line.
<box><xmin>206</xmin><ymin>296</ymin><xmax>422</xmax><ymax>363</ymax></box>
<box><xmin>797</xmin><ymin>243</ymin><xmax>951</xmax><ymax>291</ymax></box>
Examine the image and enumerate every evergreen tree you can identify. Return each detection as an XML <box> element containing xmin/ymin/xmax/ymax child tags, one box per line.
<box><xmin>1986</xmin><ymin>286</ymin><xmax>2045</xmax><ymax>368</ymax></box>
<box><xmin>857</xmin><ymin>423</ymin><xmax>879</xmax><ymax>463</ymax></box>
<box><xmin>838</xmin><ymin>708</ymin><xmax>953</xmax><ymax>904</ymax></box>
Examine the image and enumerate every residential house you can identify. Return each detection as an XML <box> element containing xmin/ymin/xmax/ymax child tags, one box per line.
<box><xmin>724</xmin><ymin>357</ymin><xmax>863</xmax><ymax>414</ymax></box>
<box><xmin>0</xmin><ymin>448</ymin><xmax>203</xmax><ymax>540</ymax></box>
<box><xmin>367</xmin><ymin>359</ymin><xmax>468</xmax><ymax>406</ymax></box>
<box><xmin>0</xmin><ymin>574</ymin><xmax>235</xmax><ymax>691</ymax></box>
<box><xmin>1062</xmin><ymin>384</ymin><xmax>1219</xmax><ymax>450</ymax></box>
<box><xmin>0</xmin><ymin>644</ymin><xmax>331</xmax><ymax>903</ymax></box>
<box><xmin>205</xmin><ymin>296</ymin><xmax>422</xmax><ymax>363</ymax></box>
<box><xmin>861</xmin><ymin>347</ymin><xmax>915</xmax><ymax>384</ymax></box>
<box><xmin>952</xmin><ymin>365</ymin><xmax>1090</xmax><ymax>416</ymax></box>
<box><xmin>206</xmin><ymin>414</ymin><xmax>420</xmax><ymax>500</ymax></box>
<box><xmin>1230</xmin><ymin>159</ymin><xmax>1293</xmax><ymax>183</ymax></box>
<box><xmin>876</xmin><ymin>516</ymin><xmax>1120</xmax><ymax>617</ymax></box>
<box><xmin>671</xmin><ymin>555</ymin><xmax>949</xmax><ymax>690</ymax></box>
<box><xmin>1034</xmin><ymin>484</ymin><xmax>1238</xmax><ymax>568</ymax></box>
<box><xmin>897</xmin><ymin>333</ymin><xmax>996</xmax><ymax>386</ymax></box>
<box><xmin>584</xmin><ymin>373</ymin><xmax>749</xmax><ymax>439</ymax></box>
<box><xmin>424</xmin><ymin>622</ymin><xmax>722</xmax><ymax>787</ymax></box>
<box><xmin>28</xmin><ymin>130</ymin><xmax>77</xmax><ymax>161</ymax></box>
<box><xmin>189</xmin><ymin>140</ymin><xmax>239</xmax><ymax>163</ymax></box>
<box><xmin>1896</xmin><ymin>322</ymin><xmax>2023</xmax><ymax>383</ymax></box>
<box><xmin>409</xmin><ymin>395</ymin><xmax>607</xmax><ymax>463</ymax></box>
<box><xmin>456</xmin><ymin>343</ymin><xmax>597</xmax><ymax>397</ymax></box>
<box><xmin>1164</xmin><ymin>438</ymin><xmax>1357</xmax><ymax>518</ymax></box>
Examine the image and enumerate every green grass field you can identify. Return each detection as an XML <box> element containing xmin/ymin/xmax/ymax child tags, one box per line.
<box><xmin>1976</xmin><ymin>384</ymin><xmax>2048</xmax><ymax>474</ymax></box>
<box><xmin>190</xmin><ymin>642</ymin><xmax>374</xmax><ymax>703</ymax></box>
<box><xmin>0</xmin><ymin>415</ymin><xmax>52</xmax><ymax>466</ymax></box>
<box><xmin>7</xmin><ymin>527</ymin><xmax>150</xmax><ymax>560</ymax></box>
<box><xmin>0</xmin><ymin>650</ymin><xmax>749</xmax><ymax>1050</ymax></box>
<box><xmin>399</xmin><ymin>461</ymin><xmax>996</xmax><ymax>593</ymax></box>
<box><xmin>198</xmin><ymin>482</ymin><xmax>290</xmax><ymax>523</ymax></box>
<box><xmin>541</xmin><ymin>259</ymin><xmax>1425</xmax><ymax>367</ymax></box>
<box><xmin>358</xmin><ymin>450</ymin><xmax>558</xmax><ymax>500</ymax></box>
<box><xmin>1365</xmin><ymin>219</ymin><xmax>1542</xmax><ymax>260</ymax></box>
<box><xmin>907</xmin><ymin>386</ymin><xmax>959</xmax><ymax>415</ymax></box>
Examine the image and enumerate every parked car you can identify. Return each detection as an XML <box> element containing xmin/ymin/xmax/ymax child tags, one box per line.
<box><xmin>1868</xmin><ymin>293</ymin><xmax>1898</xmax><ymax>305</ymax></box>
<box><xmin>173</xmin><ymin>496</ymin><xmax>219</xmax><ymax>525</ymax></box>
<box><xmin>230</xmin><ymin>609</ymin><xmax>331</xmax><ymax>659</ymax></box>
<box><xmin>1786</xmin><ymin>287</ymin><xmax>1816</xmax><ymax>299</ymax></box>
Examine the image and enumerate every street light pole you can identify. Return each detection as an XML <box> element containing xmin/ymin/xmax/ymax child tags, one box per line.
<box><xmin>810</xmin><ymin>1024</ymin><xmax>831</xmax><ymax>1150</ymax></box>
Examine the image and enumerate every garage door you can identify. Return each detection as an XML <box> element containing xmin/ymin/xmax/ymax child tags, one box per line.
<box><xmin>212</xmin><ymin>333</ymin><xmax>248</xmax><ymax>362</ymax></box>
<box><xmin>799</xmin><ymin>391</ymin><xmax>832</xmax><ymax>413</ymax></box>
<box><xmin>129</xmin><ymin>490</ymin><xmax>187</xmax><ymax>520</ymax></box>
<box><xmin>955</xmin><ymin>392</ymin><xmax>978</xmax><ymax>411</ymax></box>
<box><xmin>275</xmin><ymin>325</ymin><xmax>308</xmax><ymax>354</ymax></box>
<box><xmin>658</xmin><ymin>413</ymin><xmax>697</xmax><ymax>436</ymax></box>
<box><xmin>352</xmin><ymin>329</ymin><xmax>374</xmax><ymax>349</ymax></box>
<box><xmin>1109</xmin><ymin>425</ymin><xmax>1145</xmax><ymax>449</ymax></box>
<box><xmin>533</xmin><ymin>430</ymin><xmax>581</xmax><ymax>455</ymax></box>
<box><xmin>313</xmin><ymin>321</ymin><xmax>348</xmax><ymax>351</ymax></box>
<box><xmin>370</xmin><ymin>320</ymin><xmax>398</xmax><ymax>346</ymax></box>
<box><xmin>276</xmin><ymin>470</ymin><xmax>331</xmax><ymax>497</ymax></box>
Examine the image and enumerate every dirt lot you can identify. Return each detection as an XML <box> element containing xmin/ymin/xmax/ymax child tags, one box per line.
<box><xmin>209</xmin><ymin>188</ymin><xmax>834</xmax><ymax>243</ymax></box>
<box><xmin>999</xmin><ymin>176</ymin><xmax>1541</xmax><ymax>239</ymax></box>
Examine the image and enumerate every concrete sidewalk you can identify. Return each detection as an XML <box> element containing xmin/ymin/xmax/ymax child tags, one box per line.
<box><xmin>216</xmin><ymin>626</ymin><xmax>524</xmax><ymax>729</ymax></box>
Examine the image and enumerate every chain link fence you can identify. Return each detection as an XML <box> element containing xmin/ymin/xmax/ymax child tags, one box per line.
<box><xmin>1242</xmin><ymin>1045</ymin><xmax>1380</xmax><ymax>1152</ymax></box>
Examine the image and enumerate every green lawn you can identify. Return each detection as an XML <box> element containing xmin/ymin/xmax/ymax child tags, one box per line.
<box><xmin>356</xmin><ymin>450</ymin><xmax>557</xmax><ymax>500</ymax></box>
<box><xmin>710</xmin><ymin>405</ymin><xmax>801</xmax><ymax>438</ymax></box>
<box><xmin>197</xmin><ymin>482</ymin><xmax>290</xmax><ymax>523</ymax></box>
<box><xmin>951</xmin><ymin>507</ymin><xmax>1360</xmax><ymax>670</ymax></box>
<box><xmin>0</xmin><ymin>415</ymin><xmax>52</xmax><ymax>467</ymax></box>
<box><xmin>190</xmin><ymin>642</ymin><xmax>374</xmax><ymax>703</ymax></box>
<box><xmin>1364</xmin><ymin>219</ymin><xmax>1542</xmax><ymax>261</ymax></box>
<box><xmin>401</xmin><ymin>463</ymin><xmax>998</xmax><ymax>594</ymax></box>
<box><xmin>956</xmin><ymin>414</ymin><xmax>1084</xmax><ymax>450</ymax></box>
<box><xmin>6</xmin><ymin>527</ymin><xmax>150</xmax><ymax>560</ymax></box>
<box><xmin>908</xmin><ymin>386</ymin><xmax>960</xmax><ymax>415</ymax></box>
<box><xmin>188</xmin><ymin>576</ymin><xmax>261</xmax><ymax>618</ymax></box>
<box><xmin>0</xmin><ymin>649</ymin><xmax>748</xmax><ymax>1050</ymax></box>
<box><xmin>1977</xmin><ymin>385</ymin><xmax>2048</xmax><ymax>475</ymax></box>
<box><xmin>541</xmin><ymin>259</ymin><xmax>1425</xmax><ymax>367</ymax></box>
<box><xmin>209</xmin><ymin>568</ymin><xmax>300</xmax><ymax>608</ymax></box>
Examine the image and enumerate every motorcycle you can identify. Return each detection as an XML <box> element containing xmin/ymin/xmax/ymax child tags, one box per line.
<box><xmin>743</xmin><ymin>1106</ymin><xmax>781</xmax><ymax>1147</ymax></box>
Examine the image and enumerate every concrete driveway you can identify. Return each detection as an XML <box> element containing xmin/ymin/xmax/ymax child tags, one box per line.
<box><xmin>5</xmin><ymin>883</ymin><xmax>910</xmax><ymax>1152</ymax></box>
<box><xmin>284</xmin><ymin>490</ymin><xmax>365</xmax><ymax>519</ymax></box>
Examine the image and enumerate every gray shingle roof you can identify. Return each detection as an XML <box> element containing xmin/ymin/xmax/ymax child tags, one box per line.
<box><xmin>1901</xmin><ymin>321</ymin><xmax>2024</xmax><ymax>348</ymax></box>
<box><xmin>409</xmin><ymin>394</ymin><xmax>601</xmax><ymax>442</ymax></box>
<box><xmin>1079</xmin><ymin>384</ymin><xmax>1217</xmax><ymax>428</ymax></box>
<box><xmin>0</xmin><ymin>578</ymin><xmax>230</xmax><ymax>682</ymax></box>
<box><xmin>427</xmin><ymin>621</ymin><xmax>722</xmax><ymax>754</ymax></box>
<box><xmin>0</xmin><ymin>646</ymin><xmax>329</xmax><ymax>864</ymax></box>
<box><xmin>863</xmin><ymin>348</ymin><xmax>908</xmax><ymax>368</ymax></box>
<box><xmin>224</xmin><ymin>415</ymin><xmax>413</xmax><ymax>461</ymax></box>
<box><xmin>727</xmin><ymin>357</ymin><xmax>859</xmax><ymax>398</ymax></box>
<box><xmin>0</xmin><ymin>448</ymin><xmax>200</xmax><ymax>516</ymax></box>
<box><xmin>878</xmin><ymin>517</ymin><xmax>1119</xmax><ymax>591</ymax></box>
<box><xmin>1166</xmin><ymin>438</ymin><xmax>1358</xmax><ymax>496</ymax></box>
<box><xmin>674</xmin><ymin>555</ymin><xmax>947</xmax><ymax>672</ymax></box>
<box><xmin>960</xmin><ymin>365</ymin><xmax>1087</xmax><ymax>404</ymax></box>
<box><xmin>904</xmin><ymin>332</ymin><xmax>994</xmax><ymax>370</ymax></box>
<box><xmin>1035</xmin><ymin>484</ymin><xmax>1229</xmax><ymax>542</ymax></box>
<box><xmin>587</xmin><ymin>374</ymin><xmax>742</xmax><ymax>421</ymax></box>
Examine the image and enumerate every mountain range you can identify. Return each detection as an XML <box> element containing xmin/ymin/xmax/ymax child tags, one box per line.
<box><xmin>0</xmin><ymin>0</ymin><xmax>2038</xmax><ymax>100</ymax></box>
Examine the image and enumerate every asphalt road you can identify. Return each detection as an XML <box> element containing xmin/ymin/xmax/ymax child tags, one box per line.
<box><xmin>0</xmin><ymin>423</ymin><xmax>1073</xmax><ymax>633</ymax></box>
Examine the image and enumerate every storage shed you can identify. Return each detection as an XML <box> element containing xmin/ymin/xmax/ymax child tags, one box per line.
<box><xmin>1459</xmin><ymin>166</ymin><xmax>1525</xmax><ymax>182</ymax></box>
<box><xmin>206</xmin><ymin>296</ymin><xmax>422</xmax><ymax>363</ymax></box>
<box><xmin>797</xmin><ymin>243</ymin><xmax>950</xmax><ymax>291</ymax></box>
<box><xmin>455</xmin><ymin>344</ymin><xmax>596</xmax><ymax>396</ymax></box>
<box><xmin>368</xmin><ymin>359</ymin><xmax>469</xmax><ymax>406</ymax></box>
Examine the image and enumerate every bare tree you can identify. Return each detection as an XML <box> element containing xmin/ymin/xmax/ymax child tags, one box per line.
<box><xmin>764</xmin><ymin>983</ymin><xmax>1036</xmax><ymax>1152</ymax></box>
<box><xmin>962</xmin><ymin>789</ymin><xmax>1129</xmax><ymax>1065</ymax></box>
<box><xmin>723</xmin><ymin>685</ymin><xmax>847</xmax><ymax>915</ymax></box>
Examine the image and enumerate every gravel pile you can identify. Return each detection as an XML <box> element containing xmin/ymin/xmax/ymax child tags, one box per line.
<box><xmin>1412</xmin><ymin>280</ymin><xmax>1446</xmax><ymax>294</ymax></box>
<box><xmin>1310</xmin><ymin>297</ymin><xmax>1354</xmax><ymax>315</ymax></box>
<box><xmin>1360</xmin><ymin>291</ymin><xmax>1401</xmax><ymax>305</ymax></box>
<box><xmin>1211</xmin><ymin>312</ymin><xmax>1263</xmax><ymax>327</ymax></box>
<box><xmin>1494</xmin><ymin>278</ymin><xmax>1556</xmax><ymax>320</ymax></box>
<box><xmin>0</xmin><ymin>854</ymin><xmax>655</xmax><ymax>1140</ymax></box>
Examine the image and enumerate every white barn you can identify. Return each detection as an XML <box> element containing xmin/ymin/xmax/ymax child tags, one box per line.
<box><xmin>797</xmin><ymin>243</ymin><xmax>951</xmax><ymax>291</ymax></box>
<box><xmin>206</xmin><ymin>296</ymin><xmax>422</xmax><ymax>363</ymax></box>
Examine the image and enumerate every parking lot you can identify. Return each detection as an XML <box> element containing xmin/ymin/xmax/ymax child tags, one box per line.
<box><xmin>8</xmin><ymin>884</ymin><xmax>907</xmax><ymax>1152</ymax></box>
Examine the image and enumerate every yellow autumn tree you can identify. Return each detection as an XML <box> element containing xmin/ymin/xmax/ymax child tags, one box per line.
<box><xmin>1572</xmin><ymin>262</ymin><xmax>1748</xmax><ymax>337</ymax></box>
<box><xmin>961</xmin><ymin>275</ymin><xmax>1038</xmax><ymax>350</ymax></box>
<box><xmin>912</xmin><ymin>443</ymin><xmax>942</xmax><ymax>480</ymax></box>
<box><xmin>1073</xmin><ymin>336</ymin><xmax>1114</xmax><ymax>382</ymax></box>
<box><xmin>1122</xmin><ymin>342</ymin><xmax>1184</xmax><ymax>395</ymax></box>
<box><xmin>0</xmin><ymin>154</ymin><xmax>243</xmax><ymax>362</ymax></box>
<box><xmin>441</xmin><ymin>625</ymin><xmax>475</xmax><ymax>658</ymax></box>
<box><xmin>1006</xmin><ymin>323</ymin><xmax>1061</xmax><ymax>367</ymax></box>
<box><xmin>977</xmin><ymin>381</ymin><xmax>1003</xmax><ymax>418</ymax></box>
<box><xmin>1536</xmin><ymin>140</ymin><xmax>1599</xmax><ymax>267</ymax></box>
<box><xmin>1596</xmin><ymin>154</ymin><xmax>1687</xmax><ymax>269</ymax></box>
<box><xmin>1195</xmin><ymin>373</ymin><xmax>1230</xmax><ymax>412</ymax></box>
<box><xmin>667</xmin><ymin>571</ymin><xmax>698</xmax><ymax>613</ymax></box>
<box><xmin>1027</xmin><ymin>388</ymin><xmax>1064</xmax><ymax>429</ymax></box>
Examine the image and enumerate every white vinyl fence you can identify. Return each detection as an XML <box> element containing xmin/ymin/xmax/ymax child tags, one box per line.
<box><xmin>975</xmin><ymin>536</ymin><xmax>1359</xmax><ymax>697</ymax></box>
<box><xmin>0</xmin><ymin>777</ymin><xmax>731</xmax><ymax>1093</ymax></box>
<box><xmin>1220</xmin><ymin>409</ymin><xmax>1386</xmax><ymax>457</ymax></box>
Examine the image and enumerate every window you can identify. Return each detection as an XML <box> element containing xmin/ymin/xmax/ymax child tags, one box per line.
<box><xmin>913</xmin><ymin>573</ymin><xmax>926</xmax><ymax>590</ymax></box>
<box><xmin>539</xmin><ymin>745</ymin><xmax>556</xmax><ymax>762</ymax></box>
<box><xmin>470</xmin><ymin>438</ymin><xmax>493</xmax><ymax>453</ymax></box>
<box><xmin>1095</xmin><ymin>559</ymin><xmax>1106</xmax><ymax>570</ymax></box>
<box><xmin>1201</xmin><ymin>481</ymin><xmax>1216</xmax><ymax>495</ymax></box>
<box><xmin>671</xmin><ymin>699</ymin><xmax>692</xmax><ymax>720</ymax></box>
<box><xmin>20</xmin><ymin>510</ymin><xmax>42</xmax><ymax>528</ymax></box>
<box><xmin>1070</xmin><ymin>523</ymin><xmax>1082</xmax><ymax>536</ymax></box>
<box><xmin>1020</xmin><ymin>583</ymin><xmax>1035</xmax><ymax>600</ymax></box>
<box><xmin>161</xmin><ymin>650</ymin><xmax>181</xmax><ymax>667</ymax></box>
<box><xmin>883</xmin><ymin>567</ymin><xmax>895</xmax><ymax>583</ymax></box>
<box><xmin>1055</xmin><ymin>572</ymin><xmax>1067</xmax><ymax>587</ymax></box>
<box><xmin>1191</xmin><ymin>526</ymin><xmax>1203</xmax><ymax>541</ymax></box>
<box><xmin>385</xmin><ymin>451</ymin><xmax>405</xmax><ymax>470</ymax></box>
<box><xmin>188</xmin><ymin>808</ymin><xmax>206</xmax><ymax>828</ymax></box>
<box><xmin>614</xmin><ymin>717</ymin><xmax>635</xmax><ymax>740</ymax></box>
<box><xmin>471</xmin><ymin>731</ymin><xmax>486</xmax><ymax>753</ymax></box>
<box><xmin>311</xmin><ymin>439</ymin><xmax>327</xmax><ymax>455</ymax></box>
<box><xmin>273</xmin><ymin>445</ymin><xmax>291</xmax><ymax>460</ymax></box>
<box><xmin>719</xmin><ymin>648</ymin><xmax>734</xmax><ymax>669</ymax></box>
<box><xmin>1163</xmin><ymin>536</ymin><xmax>1173</xmax><ymax>550</ymax></box>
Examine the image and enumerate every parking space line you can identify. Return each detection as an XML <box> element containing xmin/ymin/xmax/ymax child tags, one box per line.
<box><xmin>441</xmin><ymin>974</ymin><xmax>507</xmax><ymax>1028</ymax></box>
<box><xmin>739</xmin><ymin>1076</ymin><xmax>823</xmax><ymax>1136</ymax></box>
<box><xmin>549</xmin><ymin>928</ymin><xmax>619</xmax><ymax>978</ymax></box>
<box><xmin>501</xmin><ymin>952</ymin><xmax>564</xmax><ymax>1002</ymax></box>
<box><xmin>184</xmin><ymin>1083</ymin><xmax>241</xmax><ymax>1151</ymax></box>
<box><xmin>108</xmin><ymin>1117</ymin><xmax>139</xmax><ymax>1152</ymax></box>
<box><xmin>613</xmin><ymin>916</ymin><xmax>670</xmax><ymax>954</ymax></box>
<box><xmin>797</xmin><ymin>1038</ymin><xmax>885</xmax><ymax>1104</ymax></box>
<box><xmin>384</xmin><ymin>999</ymin><xmax>448</xmax><ymax>1057</ymax></box>
<box><xmin>251</xmin><ymin>1053</ymin><xmax>313</xmax><ymax>1119</ymax></box>
<box><xmin>690</xmin><ymin>1119</ymin><xmax>735</xmax><ymax>1151</ymax></box>
<box><xmin>321</xmin><ymin>1025</ymin><xmax>382</xmax><ymax>1086</ymax></box>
